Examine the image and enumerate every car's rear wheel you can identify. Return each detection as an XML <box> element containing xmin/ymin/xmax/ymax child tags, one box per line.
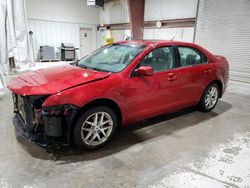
<box><xmin>199</xmin><ymin>83</ymin><xmax>219</xmax><ymax>112</ymax></box>
<box><xmin>73</xmin><ymin>106</ymin><xmax>117</xmax><ymax>150</ymax></box>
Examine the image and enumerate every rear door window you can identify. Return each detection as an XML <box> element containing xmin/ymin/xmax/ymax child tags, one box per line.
<box><xmin>177</xmin><ymin>47</ymin><xmax>207</xmax><ymax>67</ymax></box>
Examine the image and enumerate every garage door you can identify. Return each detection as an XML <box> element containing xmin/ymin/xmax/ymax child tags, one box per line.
<box><xmin>195</xmin><ymin>0</ymin><xmax>250</xmax><ymax>83</ymax></box>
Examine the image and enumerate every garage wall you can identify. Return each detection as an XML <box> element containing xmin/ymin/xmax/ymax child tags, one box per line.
<box><xmin>99</xmin><ymin>0</ymin><xmax>198</xmax><ymax>24</ymax></box>
<box><xmin>28</xmin><ymin>19</ymin><xmax>97</xmax><ymax>60</ymax></box>
<box><xmin>98</xmin><ymin>29</ymin><xmax>131</xmax><ymax>47</ymax></box>
<box><xmin>144</xmin><ymin>0</ymin><xmax>197</xmax><ymax>21</ymax></box>
<box><xmin>98</xmin><ymin>0</ymin><xmax>197</xmax><ymax>44</ymax></box>
<box><xmin>144</xmin><ymin>27</ymin><xmax>194</xmax><ymax>42</ymax></box>
<box><xmin>195</xmin><ymin>0</ymin><xmax>250</xmax><ymax>83</ymax></box>
<box><xmin>26</xmin><ymin>0</ymin><xmax>99</xmax><ymax>24</ymax></box>
<box><xmin>112</xmin><ymin>30</ymin><xmax>131</xmax><ymax>42</ymax></box>
<box><xmin>26</xmin><ymin>0</ymin><xmax>99</xmax><ymax>60</ymax></box>
<box><xmin>143</xmin><ymin>0</ymin><xmax>197</xmax><ymax>41</ymax></box>
<box><xmin>99</xmin><ymin>0</ymin><xmax>129</xmax><ymax>25</ymax></box>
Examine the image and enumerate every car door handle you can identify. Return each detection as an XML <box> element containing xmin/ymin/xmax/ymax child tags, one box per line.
<box><xmin>168</xmin><ymin>76</ymin><xmax>177</xmax><ymax>81</ymax></box>
<box><xmin>168</xmin><ymin>73</ymin><xmax>177</xmax><ymax>81</ymax></box>
<box><xmin>204</xmin><ymin>69</ymin><xmax>212</xmax><ymax>74</ymax></box>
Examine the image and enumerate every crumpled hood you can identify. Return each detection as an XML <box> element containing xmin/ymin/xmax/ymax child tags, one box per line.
<box><xmin>7</xmin><ymin>65</ymin><xmax>110</xmax><ymax>95</ymax></box>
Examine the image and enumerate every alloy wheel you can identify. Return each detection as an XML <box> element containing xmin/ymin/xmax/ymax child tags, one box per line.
<box><xmin>80</xmin><ymin>112</ymin><xmax>113</xmax><ymax>146</ymax></box>
<box><xmin>205</xmin><ymin>86</ymin><xmax>218</xmax><ymax>109</ymax></box>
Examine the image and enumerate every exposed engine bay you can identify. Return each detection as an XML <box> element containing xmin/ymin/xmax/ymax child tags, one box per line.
<box><xmin>12</xmin><ymin>93</ymin><xmax>78</xmax><ymax>147</ymax></box>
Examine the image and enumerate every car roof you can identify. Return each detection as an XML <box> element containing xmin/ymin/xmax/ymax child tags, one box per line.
<box><xmin>116</xmin><ymin>40</ymin><xmax>197</xmax><ymax>47</ymax></box>
<box><xmin>115</xmin><ymin>40</ymin><xmax>214</xmax><ymax>59</ymax></box>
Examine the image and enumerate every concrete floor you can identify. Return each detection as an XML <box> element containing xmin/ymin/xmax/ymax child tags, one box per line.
<box><xmin>0</xmin><ymin>91</ymin><xmax>250</xmax><ymax>188</ymax></box>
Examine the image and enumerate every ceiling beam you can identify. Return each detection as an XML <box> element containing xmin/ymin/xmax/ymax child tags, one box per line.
<box><xmin>97</xmin><ymin>18</ymin><xmax>195</xmax><ymax>30</ymax></box>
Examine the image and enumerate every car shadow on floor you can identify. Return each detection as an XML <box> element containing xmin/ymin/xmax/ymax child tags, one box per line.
<box><xmin>16</xmin><ymin>100</ymin><xmax>232</xmax><ymax>162</ymax></box>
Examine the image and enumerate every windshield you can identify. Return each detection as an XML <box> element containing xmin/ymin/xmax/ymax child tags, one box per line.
<box><xmin>78</xmin><ymin>44</ymin><xmax>144</xmax><ymax>73</ymax></box>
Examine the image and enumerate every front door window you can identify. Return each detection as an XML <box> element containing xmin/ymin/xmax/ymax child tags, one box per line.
<box><xmin>140</xmin><ymin>46</ymin><xmax>174</xmax><ymax>72</ymax></box>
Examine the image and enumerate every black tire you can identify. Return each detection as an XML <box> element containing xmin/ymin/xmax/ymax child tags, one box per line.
<box><xmin>73</xmin><ymin>106</ymin><xmax>117</xmax><ymax>150</ymax></box>
<box><xmin>198</xmin><ymin>83</ymin><xmax>220</xmax><ymax>112</ymax></box>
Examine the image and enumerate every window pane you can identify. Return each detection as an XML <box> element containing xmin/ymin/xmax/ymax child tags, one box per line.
<box><xmin>141</xmin><ymin>47</ymin><xmax>174</xmax><ymax>72</ymax></box>
<box><xmin>78</xmin><ymin>44</ymin><xmax>144</xmax><ymax>73</ymax></box>
<box><xmin>178</xmin><ymin>47</ymin><xmax>202</xmax><ymax>67</ymax></box>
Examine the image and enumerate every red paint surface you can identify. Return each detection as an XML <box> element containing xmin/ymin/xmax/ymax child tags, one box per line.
<box><xmin>8</xmin><ymin>40</ymin><xmax>229</xmax><ymax>125</ymax></box>
<box><xmin>7</xmin><ymin>65</ymin><xmax>110</xmax><ymax>95</ymax></box>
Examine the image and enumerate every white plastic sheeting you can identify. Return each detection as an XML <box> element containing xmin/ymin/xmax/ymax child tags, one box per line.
<box><xmin>10</xmin><ymin>0</ymin><xmax>33</xmax><ymax>69</ymax></box>
<box><xmin>0</xmin><ymin>0</ymin><xmax>33</xmax><ymax>88</ymax></box>
<box><xmin>0</xmin><ymin>0</ymin><xmax>8</xmax><ymax>88</ymax></box>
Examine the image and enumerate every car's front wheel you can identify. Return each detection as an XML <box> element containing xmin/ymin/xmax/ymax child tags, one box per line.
<box><xmin>73</xmin><ymin>106</ymin><xmax>117</xmax><ymax>150</ymax></box>
<box><xmin>199</xmin><ymin>83</ymin><xmax>219</xmax><ymax>112</ymax></box>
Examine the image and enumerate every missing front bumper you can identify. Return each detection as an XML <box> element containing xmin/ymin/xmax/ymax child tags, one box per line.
<box><xmin>12</xmin><ymin>93</ymin><xmax>79</xmax><ymax>148</ymax></box>
<box><xmin>13</xmin><ymin>113</ymin><xmax>47</xmax><ymax>146</ymax></box>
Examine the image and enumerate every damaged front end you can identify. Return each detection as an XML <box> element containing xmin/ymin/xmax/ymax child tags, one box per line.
<box><xmin>12</xmin><ymin>93</ymin><xmax>78</xmax><ymax>147</ymax></box>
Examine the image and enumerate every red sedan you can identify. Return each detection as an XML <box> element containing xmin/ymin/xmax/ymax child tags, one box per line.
<box><xmin>8</xmin><ymin>40</ymin><xmax>229</xmax><ymax>150</ymax></box>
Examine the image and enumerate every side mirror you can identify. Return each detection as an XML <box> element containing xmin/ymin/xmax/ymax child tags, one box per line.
<box><xmin>135</xmin><ymin>66</ymin><xmax>153</xmax><ymax>76</ymax></box>
<box><xmin>70</xmin><ymin>60</ymin><xmax>79</xmax><ymax>66</ymax></box>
